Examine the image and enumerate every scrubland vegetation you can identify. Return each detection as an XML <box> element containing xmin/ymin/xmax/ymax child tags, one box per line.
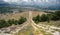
<box><xmin>0</xmin><ymin>17</ymin><xmax>27</xmax><ymax>28</ymax></box>
<box><xmin>33</xmin><ymin>11</ymin><xmax>60</xmax><ymax>23</ymax></box>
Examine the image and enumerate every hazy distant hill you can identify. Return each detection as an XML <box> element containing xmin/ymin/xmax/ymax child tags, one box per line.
<box><xmin>0</xmin><ymin>0</ymin><xmax>60</xmax><ymax>10</ymax></box>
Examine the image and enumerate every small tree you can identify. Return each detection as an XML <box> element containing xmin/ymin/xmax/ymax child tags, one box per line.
<box><xmin>18</xmin><ymin>17</ymin><xmax>27</xmax><ymax>24</ymax></box>
<box><xmin>33</xmin><ymin>15</ymin><xmax>41</xmax><ymax>23</ymax></box>
<box><xmin>55</xmin><ymin>11</ymin><xmax>60</xmax><ymax>16</ymax></box>
<box><xmin>0</xmin><ymin>20</ymin><xmax>10</xmax><ymax>28</ymax></box>
<box><xmin>47</xmin><ymin>14</ymin><xmax>53</xmax><ymax>23</ymax></box>
<box><xmin>51</xmin><ymin>14</ymin><xmax>60</xmax><ymax>21</ymax></box>
<box><xmin>8</xmin><ymin>19</ymin><xmax>13</xmax><ymax>26</ymax></box>
<box><xmin>40</xmin><ymin>14</ymin><xmax>48</xmax><ymax>22</ymax></box>
<box><xmin>7</xmin><ymin>19</ymin><xmax>18</xmax><ymax>25</ymax></box>
<box><xmin>54</xmin><ymin>11</ymin><xmax>60</xmax><ymax>19</ymax></box>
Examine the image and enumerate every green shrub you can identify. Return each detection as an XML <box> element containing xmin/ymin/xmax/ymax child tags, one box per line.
<box><xmin>51</xmin><ymin>14</ymin><xmax>60</xmax><ymax>21</ymax></box>
<box><xmin>0</xmin><ymin>17</ymin><xmax>27</xmax><ymax>28</ymax></box>
<box><xmin>18</xmin><ymin>17</ymin><xmax>27</xmax><ymax>24</ymax></box>
<box><xmin>47</xmin><ymin>14</ymin><xmax>53</xmax><ymax>23</ymax></box>
<box><xmin>54</xmin><ymin>11</ymin><xmax>60</xmax><ymax>17</ymax></box>
<box><xmin>7</xmin><ymin>19</ymin><xmax>18</xmax><ymax>25</ymax></box>
<box><xmin>47</xmin><ymin>11</ymin><xmax>60</xmax><ymax>21</ymax></box>
<box><xmin>40</xmin><ymin>14</ymin><xmax>48</xmax><ymax>22</ymax></box>
<box><xmin>0</xmin><ymin>20</ymin><xmax>10</xmax><ymax>28</ymax></box>
<box><xmin>33</xmin><ymin>15</ymin><xmax>41</xmax><ymax>23</ymax></box>
<box><xmin>32</xmin><ymin>11</ymin><xmax>60</xmax><ymax>23</ymax></box>
<box><xmin>32</xmin><ymin>14</ymin><xmax>51</xmax><ymax>23</ymax></box>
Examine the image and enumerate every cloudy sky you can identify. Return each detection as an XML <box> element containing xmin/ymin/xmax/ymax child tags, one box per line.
<box><xmin>0</xmin><ymin>0</ymin><xmax>59</xmax><ymax>4</ymax></box>
<box><xmin>0</xmin><ymin>0</ymin><xmax>60</xmax><ymax>6</ymax></box>
<box><xmin>0</xmin><ymin>0</ymin><xmax>60</xmax><ymax>10</ymax></box>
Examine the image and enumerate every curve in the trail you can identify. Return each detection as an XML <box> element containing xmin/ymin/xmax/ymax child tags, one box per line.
<box><xmin>29</xmin><ymin>11</ymin><xmax>60</xmax><ymax>35</ymax></box>
<box><xmin>31</xmin><ymin>18</ymin><xmax>60</xmax><ymax>35</ymax></box>
<box><xmin>31</xmin><ymin>20</ymin><xmax>44</xmax><ymax>35</ymax></box>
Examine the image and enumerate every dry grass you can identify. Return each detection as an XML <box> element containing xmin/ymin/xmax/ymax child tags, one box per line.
<box><xmin>0</xmin><ymin>11</ymin><xmax>46</xmax><ymax>20</ymax></box>
<box><xmin>32</xmin><ymin>11</ymin><xmax>47</xmax><ymax>18</ymax></box>
<box><xmin>0</xmin><ymin>11</ymin><xmax>29</xmax><ymax>20</ymax></box>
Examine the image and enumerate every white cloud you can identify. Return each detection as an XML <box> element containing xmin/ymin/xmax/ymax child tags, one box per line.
<box><xmin>3</xmin><ymin>0</ymin><xmax>21</xmax><ymax>3</ymax></box>
<box><xmin>3</xmin><ymin>0</ymin><xmax>10</xmax><ymax>2</ymax></box>
<box><xmin>22</xmin><ymin>0</ymin><xmax>28</xmax><ymax>2</ymax></box>
<box><xmin>45</xmin><ymin>0</ymin><xmax>49</xmax><ymax>2</ymax></box>
<box><xmin>3</xmin><ymin>0</ymin><xmax>60</xmax><ymax>4</ymax></box>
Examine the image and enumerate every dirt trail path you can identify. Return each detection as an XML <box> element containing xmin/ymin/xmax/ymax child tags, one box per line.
<box><xmin>29</xmin><ymin>11</ymin><xmax>44</xmax><ymax>35</ymax></box>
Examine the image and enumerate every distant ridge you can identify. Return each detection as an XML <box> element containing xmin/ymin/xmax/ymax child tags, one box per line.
<box><xmin>0</xmin><ymin>0</ymin><xmax>60</xmax><ymax>10</ymax></box>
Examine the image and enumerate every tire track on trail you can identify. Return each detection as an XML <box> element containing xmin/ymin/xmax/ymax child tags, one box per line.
<box><xmin>29</xmin><ymin>11</ymin><xmax>44</xmax><ymax>35</ymax></box>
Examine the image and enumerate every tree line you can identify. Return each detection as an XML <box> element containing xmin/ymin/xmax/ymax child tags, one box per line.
<box><xmin>33</xmin><ymin>11</ymin><xmax>60</xmax><ymax>23</ymax></box>
<box><xmin>0</xmin><ymin>17</ymin><xmax>27</xmax><ymax>28</ymax></box>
